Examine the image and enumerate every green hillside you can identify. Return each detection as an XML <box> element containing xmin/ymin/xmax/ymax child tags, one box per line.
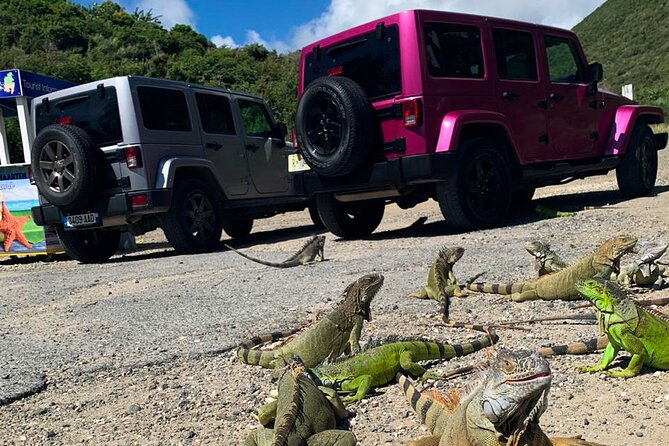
<box><xmin>573</xmin><ymin>0</ymin><xmax>669</xmax><ymax>114</ymax></box>
<box><xmin>0</xmin><ymin>0</ymin><xmax>298</xmax><ymax>162</ymax></box>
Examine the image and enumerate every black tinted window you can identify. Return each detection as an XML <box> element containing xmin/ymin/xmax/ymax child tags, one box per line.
<box><xmin>239</xmin><ymin>100</ymin><xmax>273</xmax><ymax>138</ymax></box>
<box><xmin>195</xmin><ymin>93</ymin><xmax>236</xmax><ymax>135</ymax></box>
<box><xmin>304</xmin><ymin>25</ymin><xmax>400</xmax><ymax>100</ymax></box>
<box><xmin>493</xmin><ymin>29</ymin><xmax>538</xmax><ymax>81</ymax></box>
<box><xmin>424</xmin><ymin>23</ymin><xmax>484</xmax><ymax>78</ymax></box>
<box><xmin>35</xmin><ymin>87</ymin><xmax>122</xmax><ymax>146</ymax></box>
<box><xmin>137</xmin><ymin>86</ymin><xmax>191</xmax><ymax>132</ymax></box>
<box><xmin>544</xmin><ymin>35</ymin><xmax>585</xmax><ymax>83</ymax></box>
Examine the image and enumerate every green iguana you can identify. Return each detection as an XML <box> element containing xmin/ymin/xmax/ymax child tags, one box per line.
<box><xmin>399</xmin><ymin>349</ymin><xmax>605</xmax><ymax>446</ymax></box>
<box><xmin>613</xmin><ymin>243</ymin><xmax>668</xmax><ymax>287</ymax></box>
<box><xmin>468</xmin><ymin>235</ymin><xmax>637</xmax><ymax>301</ymax></box>
<box><xmin>225</xmin><ymin>235</ymin><xmax>326</xmax><ymax>268</ymax></box>
<box><xmin>406</xmin><ymin>246</ymin><xmax>468</xmax><ymax>301</ymax></box>
<box><xmin>244</xmin><ymin>358</ymin><xmax>356</xmax><ymax>446</ymax></box>
<box><xmin>311</xmin><ymin>325</ymin><xmax>498</xmax><ymax>403</ymax></box>
<box><xmin>237</xmin><ymin>273</ymin><xmax>383</xmax><ymax>369</ymax></box>
<box><xmin>576</xmin><ymin>277</ymin><xmax>669</xmax><ymax>378</ymax></box>
<box><xmin>525</xmin><ymin>241</ymin><xmax>569</xmax><ymax>277</ymax></box>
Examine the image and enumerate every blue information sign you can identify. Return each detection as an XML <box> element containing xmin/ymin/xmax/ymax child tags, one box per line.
<box><xmin>0</xmin><ymin>69</ymin><xmax>76</xmax><ymax>99</ymax></box>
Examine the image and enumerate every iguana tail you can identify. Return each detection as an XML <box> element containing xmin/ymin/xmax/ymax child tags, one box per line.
<box><xmin>397</xmin><ymin>372</ymin><xmax>451</xmax><ymax>436</ymax></box>
<box><xmin>538</xmin><ymin>336</ymin><xmax>608</xmax><ymax>357</ymax></box>
<box><xmin>237</xmin><ymin>328</ymin><xmax>301</xmax><ymax>366</ymax></box>
<box><xmin>224</xmin><ymin>243</ymin><xmax>295</xmax><ymax>268</ymax></box>
<box><xmin>467</xmin><ymin>280</ymin><xmax>531</xmax><ymax>294</ymax></box>
<box><xmin>272</xmin><ymin>366</ymin><xmax>304</xmax><ymax>446</ymax></box>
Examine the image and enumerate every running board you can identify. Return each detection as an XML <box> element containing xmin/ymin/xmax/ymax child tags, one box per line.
<box><xmin>518</xmin><ymin>156</ymin><xmax>619</xmax><ymax>188</ymax></box>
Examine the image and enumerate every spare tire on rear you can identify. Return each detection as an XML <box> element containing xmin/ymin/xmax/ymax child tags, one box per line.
<box><xmin>31</xmin><ymin>125</ymin><xmax>98</xmax><ymax>209</ymax></box>
<box><xmin>295</xmin><ymin>76</ymin><xmax>373</xmax><ymax>177</ymax></box>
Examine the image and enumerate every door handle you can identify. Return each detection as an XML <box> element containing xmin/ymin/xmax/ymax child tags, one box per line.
<box><xmin>206</xmin><ymin>141</ymin><xmax>223</xmax><ymax>151</ymax></box>
<box><xmin>245</xmin><ymin>144</ymin><xmax>259</xmax><ymax>152</ymax></box>
<box><xmin>549</xmin><ymin>93</ymin><xmax>565</xmax><ymax>102</ymax></box>
<box><xmin>502</xmin><ymin>91</ymin><xmax>520</xmax><ymax>101</ymax></box>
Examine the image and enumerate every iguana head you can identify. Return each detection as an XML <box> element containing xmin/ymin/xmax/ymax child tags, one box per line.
<box><xmin>576</xmin><ymin>277</ymin><xmax>630</xmax><ymax>314</ymax></box>
<box><xmin>597</xmin><ymin>234</ymin><xmax>637</xmax><ymax>263</ymax></box>
<box><xmin>313</xmin><ymin>235</ymin><xmax>326</xmax><ymax>248</ymax></box>
<box><xmin>524</xmin><ymin>241</ymin><xmax>549</xmax><ymax>259</ymax></box>
<box><xmin>340</xmin><ymin>273</ymin><xmax>384</xmax><ymax>321</ymax></box>
<box><xmin>437</xmin><ymin>246</ymin><xmax>464</xmax><ymax>265</ymax></box>
<box><xmin>477</xmin><ymin>349</ymin><xmax>551</xmax><ymax>439</ymax></box>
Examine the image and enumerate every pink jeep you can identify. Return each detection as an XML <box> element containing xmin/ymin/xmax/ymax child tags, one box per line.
<box><xmin>293</xmin><ymin>9</ymin><xmax>667</xmax><ymax>238</ymax></box>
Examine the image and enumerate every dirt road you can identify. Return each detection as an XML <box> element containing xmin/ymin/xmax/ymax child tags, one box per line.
<box><xmin>1</xmin><ymin>150</ymin><xmax>668</xmax><ymax>445</ymax></box>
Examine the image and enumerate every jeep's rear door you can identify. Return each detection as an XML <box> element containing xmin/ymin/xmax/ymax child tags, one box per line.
<box><xmin>193</xmin><ymin>90</ymin><xmax>250</xmax><ymax>196</ymax></box>
<box><xmin>489</xmin><ymin>23</ymin><xmax>552</xmax><ymax>163</ymax></box>
<box><xmin>235</xmin><ymin>98</ymin><xmax>289</xmax><ymax>195</ymax></box>
<box><xmin>540</xmin><ymin>32</ymin><xmax>599</xmax><ymax>158</ymax></box>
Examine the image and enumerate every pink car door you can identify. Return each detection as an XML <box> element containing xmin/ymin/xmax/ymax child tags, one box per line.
<box><xmin>541</xmin><ymin>32</ymin><xmax>599</xmax><ymax>158</ymax></box>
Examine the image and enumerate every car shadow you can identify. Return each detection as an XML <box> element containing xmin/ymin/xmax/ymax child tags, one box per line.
<box><xmin>364</xmin><ymin>184</ymin><xmax>669</xmax><ymax>241</ymax></box>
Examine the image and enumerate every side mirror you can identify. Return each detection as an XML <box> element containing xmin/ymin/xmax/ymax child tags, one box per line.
<box><xmin>273</xmin><ymin>122</ymin><xmax>288</xmax><ymax>147</ymax></box>
<box><xmin>586</xmin><ymin>62</ymin><xmax>603</xmax><ymax>95</ymax></box>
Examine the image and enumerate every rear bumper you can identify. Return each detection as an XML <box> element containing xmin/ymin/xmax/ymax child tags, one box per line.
<box><xmin>31</xmin><ymin>190</ymin><xmax>172</xmax><ymax>227</ymax></box>
<box><xmin>294</xmin><ymin>152</ymin><xmax>456</xmax><ymax>195</ymax></box>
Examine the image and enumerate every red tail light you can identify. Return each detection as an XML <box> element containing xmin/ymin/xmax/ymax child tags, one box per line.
<box><xmin>131</xmin><ymin>194</ymin><xmax>149</xmax><ymax>207</ymax></box>
<box><xmin>328</xmin><ymin>66</ymin><xmax>344</xmax><ymax>77</ymax></box>
<box><xmin>27</xmin><ymin>165</ymin><xmax>35</xmax><ymax>185</ymax></box>
<box><xmin>402</xmin><ymin>99</ymin><xmax>422</xmax><ymax>128</ymax></box>
<box><xmin>292</xmin><ymin>129</ymin><xmax>298</xmax><ymax>147</ymax></box>
<box><xmin>57</xmin><ymin>116</ymin><xmax>73</xmax><ymax>125</ymax></box>
<box><xmin>124</xmin><ymin>146</ymin><xmax>142</xmax><ymax>169</ymax></box>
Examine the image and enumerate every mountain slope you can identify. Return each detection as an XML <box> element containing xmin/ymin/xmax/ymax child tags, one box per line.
<box><xmin>573</xmin><ymin>0</ymin><xmax>669</xmax><ymax>113</ymax></box>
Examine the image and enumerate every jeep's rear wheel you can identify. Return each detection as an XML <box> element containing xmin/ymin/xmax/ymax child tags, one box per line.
<box><xmin>437</xmin><ymin>139</ymin><xmax>512</xmax><ymax>231</ymax></box>
<box><xmin>295</xmin><ymin>76</ymin><xmax>373</xmax><ymax>177</ymax></box>
<box><xmin>222</xmin><ymin>216</ymin><xmax>253</xmax><ymax>239</ymax></box>
<box><xmin>316</xmin><ymin>194</ymin><xmax>384</xmax><ymax>239</ymax></box>
<box><xmin>57</xmin><ymin>227</ymin><xmax>120</xmax><ymax>263</ymax></box>
<box><xmin>32</xmin><ymin>125</ymin><xmax>98</xmax><ymax>209</ymax></box>
<box><xmin>308</xmin><ymin>202</ymin><xmax>325</xmax><ymax>229</ymax></box>
<box><xmin>161</xmin><ymin>179</ymin><xmax>222</xmax><ymax>254</ymax></box>
<box><xmin>616</xmin><ymin>125</ymin><xmax>658</xmax><ymax>197</ymax></box>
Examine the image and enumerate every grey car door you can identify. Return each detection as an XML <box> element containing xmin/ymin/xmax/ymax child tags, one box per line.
<box><xmin>236</xmin><ymin>98</ymin><xmax>289</xmax><ymax>194</ymax></box>
<box><xmin>194</xmin><ymin>91</ymin><xmax>250</xmax><ymax>196</ymax></box>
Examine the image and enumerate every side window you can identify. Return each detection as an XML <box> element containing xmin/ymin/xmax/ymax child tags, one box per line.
<box><xmin>238</xmin><ymin>100</ymin><xmax>273</xmax><ymax>138</ymax></box>
<box><xmin>544</xmin><ymin>35</ymin><xmax>585</xmax><ymax>83</ymax></box>
<box><xmin>195</xmin><ymin>93</ymin><xmax>236</xmax><ymax>135</ymax></box>
<box><xmin>137</xmin><ymin>86</ymin><xmax>191</xmax><ymax>132</ymax></box>
<box><xmin>493</xmin><ymin>29</ymin><xmax>538</xmax><ymax>81</ymax></box>
<box><xmin>424</xmin><ymin>23</ymin><xmax>484</xmax><ymax>79</ymax></box>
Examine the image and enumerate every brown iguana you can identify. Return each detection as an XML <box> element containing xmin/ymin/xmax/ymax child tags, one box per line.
<box><xmin>224</xmin><ymin>235</ymin><xmax>326</xmax><ymax>268</ymax></box>
<box><xmin>407</xmin><ymin>246</ymin><xmax>468</xmax><ymax>301</ymax></box>
<box><xmin>525</xmin><ymin>241</ymin><xmax>569</xmax><ymax>277</ymax></box>
<box><xmin>237</xmin><ymin>273</ymin><xmax>383</xmax><ymax>369</ymax></box>
<box><xmin>244</xmin><ymin>358</ymin><xmax>356</xmax><ymax>446</ymax></box>
<box><xmin>576</xmin><ymin>277</ymin><xmax>669</xmax><ymax>378</ymax></box>
<box><xmin>467</xmin><ymin>235</ymin><xmax>637</xmax><ymax>301</ymax></box>
<box><xmin>399</xmin><ymin>349</ymin><xmax>605</xmax><ymax>446</ymax></box>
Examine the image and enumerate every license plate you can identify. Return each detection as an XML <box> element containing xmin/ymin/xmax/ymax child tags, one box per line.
<box><xmin>64</xmin><ymin>212</ymin><xmax>101</xmax><ymax>229</ymax></box>
<box><xmin>288</xmin><ymin>153</ymin><xmax>311</xmax><ymax>173</ymax></box>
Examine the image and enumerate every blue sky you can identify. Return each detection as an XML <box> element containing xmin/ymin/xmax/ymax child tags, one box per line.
<box><xmin>72</xmin><ymin>1</ymin><xmax>606</xmax><ymax>52</ymax></box>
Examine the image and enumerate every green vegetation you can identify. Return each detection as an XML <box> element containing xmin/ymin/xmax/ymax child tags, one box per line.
<box><xmin>0</xmin><ymin>0</ymin><xmax>298</xmax><ymax>161</ymax></box>
<box><xmin>573</xmin><ymin>0</ymin><xmax>669</xmax><ymax>115</ymax></box>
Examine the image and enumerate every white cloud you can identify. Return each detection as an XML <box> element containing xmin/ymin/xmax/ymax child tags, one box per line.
<box><xmin>265</xmin><ymin>0</ymin><xmax>605</xmax><ymax>51</ymax></box>
<box><xmin>131</xmin><ymin>0</ymin><xmax>196</xmax><ymax>29</ymax></box>
<box><xmin>211</xmin><ymin>35</ymin><xmax>238</xmax><ymax>48</ymax></box>
<box><xmin>245</xmin><ymin>30</ymin><xmax>291</xmax><ymax>54</ymax></box>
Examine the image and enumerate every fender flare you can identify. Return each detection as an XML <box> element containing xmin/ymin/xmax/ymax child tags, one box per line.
<box><xmin>155</xmin><ymin>157</ymin><xmax>226</xmax><ymax>192</ymax></box>
<box><xmin>435</xmin><ymin>110</ymin><xmax>518</xmax><ymax>156</ymax></box>
<box><xmin>605</xmin><ymin>105</ymin><xmax>665</xmax><ymax>155</ymax></box>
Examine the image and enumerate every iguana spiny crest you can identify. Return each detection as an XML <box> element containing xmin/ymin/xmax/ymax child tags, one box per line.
<box><xmin>593</xmin><ymin>234</ymin><xmax>637</xmax><ymax>268</ymax></box>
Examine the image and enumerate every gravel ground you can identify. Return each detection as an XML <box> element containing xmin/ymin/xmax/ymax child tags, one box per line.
<box><xmin>1</xmin><ymin>150</ymin><xmax>669</xmax><ymax>445</ymax></box>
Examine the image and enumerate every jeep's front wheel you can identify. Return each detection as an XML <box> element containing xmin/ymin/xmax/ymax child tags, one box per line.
<box><xmin>57</xmin><ymin>227</ymin><xmax>120</xmax><ymax>263</ymax></box>
<box><xmin>161</xmin><ymin>179</ymin><xmax>223</xmax><ymax>254</ymax></box>
<box><xmin>437</xmin><ymin>139</ymin><xmax>512</xmax><ymax>231</ymax></box>
<box><xmin>316</xmin><ymin>194</ymin><xmax>384</xmax><ymax>239</ymax></box>
<box><xmin>616</xmin><ymin>124</ymin><xmax>658</xmax><ymax>198</ymax></box>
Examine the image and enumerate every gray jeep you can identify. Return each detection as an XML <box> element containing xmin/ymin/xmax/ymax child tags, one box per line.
<box><xmin>30</xmin><ymin>76</ymin><xmax>314</xmax><ymax>262</ymax></box>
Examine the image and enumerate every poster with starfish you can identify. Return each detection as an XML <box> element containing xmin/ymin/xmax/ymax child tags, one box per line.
<box><xmin>0</xmin><ymin>165</ymin><xmax>60</xmax><ymax>255</ymax></box>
